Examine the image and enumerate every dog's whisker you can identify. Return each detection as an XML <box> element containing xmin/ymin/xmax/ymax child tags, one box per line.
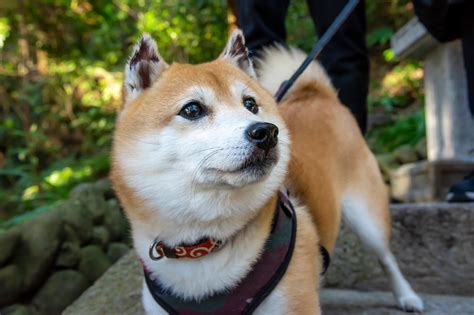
<box><xmin>189</xmin><ymin>149</ymin><xmax>223</xmax><ymax>200</ymax></box>
<box><xmin>191</xmin><ymin>146</ymin><xmax>225</xmax><ymax>155</ymax></box>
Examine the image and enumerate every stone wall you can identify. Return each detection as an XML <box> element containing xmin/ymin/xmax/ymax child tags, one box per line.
<box><xmin>0</xmin><ymin>180</ymin><xmax>131</xmax><ymax>315</ymax></box>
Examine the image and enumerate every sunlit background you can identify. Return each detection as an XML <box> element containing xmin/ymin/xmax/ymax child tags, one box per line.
<box><xmin>0</xmin><ymin>0</ymin><xmax>424</xmax><ymax>227</ymax></box>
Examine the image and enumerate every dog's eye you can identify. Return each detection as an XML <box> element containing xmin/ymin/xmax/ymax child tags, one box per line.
<box><xmin>243</xmin><ymin>96</ymin><xmax>258</xmax><ymax>114</ymax></box>
<box><xmin>178</xmin><ymin>102</ymin><xmax>207</xmax><ymax>120</ymax></box>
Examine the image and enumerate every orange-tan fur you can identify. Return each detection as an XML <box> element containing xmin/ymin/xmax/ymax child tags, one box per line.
<box><xmin>281</xmin><ymin>81</ymin><xmax>391</xmax><ymax>252</ymax></box>
<box><xmin>255</xmin><ymin>46</ymin><xmax>391</xmax><ymax>252</ymax></box>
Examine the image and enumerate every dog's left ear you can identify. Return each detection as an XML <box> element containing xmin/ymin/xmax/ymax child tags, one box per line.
<box><xmin>220</xmin><ymin>29</ymin><xmax>256</xmax><ymax>79</ymax></box>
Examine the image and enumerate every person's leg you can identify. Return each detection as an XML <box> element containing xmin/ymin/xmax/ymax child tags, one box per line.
<box><xmin>462</xmin><ymin>35</ymin><xmax>474</xmax><ymax>117</ymax></box>
<box><xmin>306</xmin><ymin>0</ymin><xmax>369</xmax><ymax>133</ymax></box>
<box><xmin>446</xmin><ymin>5</ymin><xmax>474</xmax><ymax>202</ymax></box>
<box><xmin>233</xmin><ymin>0</ymin><xmax>290</xmax><ymax>54</ymax></box>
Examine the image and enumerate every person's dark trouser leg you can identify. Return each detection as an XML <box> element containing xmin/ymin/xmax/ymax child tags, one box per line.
<box><xmin>462</xmin><ymin>35</ymin><xmax>474</xmax><ymax>117</ymax></box>
<box><xmin>306</xmin><ymin>0</ymin><xmax>369</xmax><ymax>133</ymax></box>
<box><xmin>234</xmin><ymin>0</ymin><xmax>290</xmax><ymax>53</ymax></box>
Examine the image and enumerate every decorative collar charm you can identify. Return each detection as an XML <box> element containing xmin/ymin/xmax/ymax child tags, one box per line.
<box><xmin>143</xmin><ymin>189</ymin><xmax>297</xmax><ymax>315</ymax></box>
<box><xmin>149</xmin><ymin>238</ymin><xmax>223</xmax><ymax>260</ymax></box>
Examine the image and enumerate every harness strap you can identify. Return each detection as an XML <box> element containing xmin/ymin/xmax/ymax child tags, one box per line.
<box><xmin>320</xmin><ymin>245</ymin><xmax>331</xmax><ymax>275</ymax></box>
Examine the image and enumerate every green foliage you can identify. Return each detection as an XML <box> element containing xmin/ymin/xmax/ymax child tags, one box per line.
<box><xmin>366</xmin><ymin>0</ymin><xmax>413</xmax><ymax>30</ymax></box>
<box><xmin>286</xmin><ymin>0</ymin><xmax>316</xmax><ymax>51</ymax></box>
<box><xmin>0</xmin><ymin>0</ymin><xmax>228</xmax><ymax>223</ymax></box>
<box><xmin>367</xmin><ymin>27</ymin><xmax>394</xmax><ymax>47</ymax></box>
<box><xmin>0</xmin><ymin>17</ymin><xmax>10</xmax><ymax>49</ymax></box>
<box><xmin>136</xmin><ymin>1</ymin><xmax>227</xmax><ymax>63</ymax></box>
<box><xmin>0</xmin><ymin>59</ymin><xmax>116</xmax><ymax>220</ymax></box>
<box><xmin>369</xmin><ymin>60</ymin><xmax>424</xmax><ymax>111</ymax></box>
<box><xmin>367</xmin><ymin>109</ymin><xmax>425</xmax><ymax>154</ymax></box>
<box><xmin>363</xmin><ymin>0</ymin><xmax>426</xmax><ymax>155</ymax></box>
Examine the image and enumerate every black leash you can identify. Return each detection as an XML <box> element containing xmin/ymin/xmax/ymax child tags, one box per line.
<box><xmin>274</xmin><ymin>0</ymin><xmax>360</xmax><ymax>102</ymax></box>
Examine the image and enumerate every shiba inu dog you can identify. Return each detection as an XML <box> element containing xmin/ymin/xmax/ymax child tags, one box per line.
<box><xmin>110</xmin><ymin>29</ymin><xmax>423</xmax><ymax>314</ymax></box>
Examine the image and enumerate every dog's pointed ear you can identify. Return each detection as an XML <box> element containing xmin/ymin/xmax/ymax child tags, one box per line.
<box><xmin>123</xmin><ymin>33</ymin><xmax>168</xmax><ymax>105</ymax></box>
<box><xmin>220</xmin><ymin>29</ymin><xmax>256</xmax><ymax>78</ymax></box>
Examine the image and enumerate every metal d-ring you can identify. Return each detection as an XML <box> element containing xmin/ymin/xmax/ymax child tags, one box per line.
<box><xmin>149</xmin><ymin>238</ymin><xmax>164</xmax><ymax>261</ymax></box>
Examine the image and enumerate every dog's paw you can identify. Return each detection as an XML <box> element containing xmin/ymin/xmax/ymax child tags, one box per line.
<box><xmin>396</xmin><ymin>294</ymin><xmax>424</xmax><ymax>313</ymax></box>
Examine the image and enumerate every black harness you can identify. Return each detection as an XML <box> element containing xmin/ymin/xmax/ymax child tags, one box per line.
<box><xmin>143</xmin><ymin>190</ymin><xmax>331</xmax><ymax>315</ymax></box>
<box><xmin>143</xmin><ymin>190</ymin><xmax>297</xmax><ymax>315</ymax></box>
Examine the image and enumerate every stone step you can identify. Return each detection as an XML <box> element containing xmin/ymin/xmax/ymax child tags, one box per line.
<box><xmin>64</xmin><ymin>251</ymin><xmax>143</xmax><ymax>315</ymax></box>
<box><xmin>64</xmin><ymin>251</ymin><xmax>474</xmax><ymax>315</ymax></box>
<box><xmin>321</xmin><ymin>289</ymin><xmax>474</xmax><ymax>315</ymax></box>
<box><xmin>390</xmin><ymin>160</ymin><xmax>474</xmax><ymax>202</ymax></box>
<box><xmin>326</xmin><ymin>202</ymin><xmax>474</xmax><ymax>296</ymax></box>
<box><xmin>65</xmin><ymin>202</ymin><xmax>474</xmax><ymax>314</ymax></box>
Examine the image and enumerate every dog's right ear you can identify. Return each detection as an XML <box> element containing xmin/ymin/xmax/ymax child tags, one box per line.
<box><xmin>123</xmin><ymin>33</ymin><xmax>168</xmax><ymax>105</ymax></box>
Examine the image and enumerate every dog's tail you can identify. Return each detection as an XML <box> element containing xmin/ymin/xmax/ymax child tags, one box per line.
<box><xmin>255</xmin><ymin>45</ymin><xmax>337</xmax><ymax>102</ymax></box>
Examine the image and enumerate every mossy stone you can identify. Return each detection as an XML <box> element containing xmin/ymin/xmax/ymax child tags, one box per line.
<box><xmin>55</xmin><ymin>241</ymin><xmax>81</xmax><ymax>268</ymax></box>
<box><xmin>69</xmin><ymin>183</ymin><xmax>108</xmax><ymax>225</ymax></box>
<box><xmin>31</xmin><ymin>270</ymin><xmax>89</xmax><ymax>315</ymax></box>
<box><xmin>78</xmin><ymin>245</ymin><xmax>111</xmax><ymax>283</ymax></box>
<box><xmin>91</xmin><ymin>226</ymin><xmax>111</xmax><ymax>250</ymax></box>
<box><xmin>0</xmin><ymin>229</ymin><xmax>20</xmax><ymax>266</ymax></box>
<box><xmin>107</xmin><ymin>243</ymin><xmax>130</xmax><ymax>263</ymax></box>
<box><xmin>0</xmin><ymin>264</ymin><xmax>22</xmax><ymax>306</ymax></box>
<box><xmin>14</xmin><ymin>210</ymin><xmax>64</xmax><ymax>293</ymax></box>
<box><xmin>104</xmin><ymin>200</ymin><xmax>129</xmax><ymax>241</ymax></box>
<box><xmin>1</xmin><ymin>304</ymin><xmax>31</xmax><ymax>315</ymax></box>
<box><xmin>60</xmin><ymin>200</ymin><xmax>93</xmax><ymax>245</ymax></box>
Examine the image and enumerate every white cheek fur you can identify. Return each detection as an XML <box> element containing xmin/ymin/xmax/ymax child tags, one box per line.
<box><xmin>116</xmin><ymin>101</ymin><xmax>290</xmax><ymax>235</ymax></box>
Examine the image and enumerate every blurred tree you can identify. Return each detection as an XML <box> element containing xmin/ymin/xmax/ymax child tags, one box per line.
<box><xmin>0</xmin><ymin>0</ymin><xmax>228</xmax><ymax>223</ymax></box>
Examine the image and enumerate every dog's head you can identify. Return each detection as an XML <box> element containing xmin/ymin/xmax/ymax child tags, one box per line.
<box><xmin>112</xmin><ymin>30</ymin><xmax>290</xmax><ymax>226</ymax></box>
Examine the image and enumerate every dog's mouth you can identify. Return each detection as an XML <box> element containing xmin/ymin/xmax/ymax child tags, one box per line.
<box><xmin>202</xmin><ymin>146</ymin><xmax>280</xmax><ymax>187</ymax></box>
<box><xmin>229</xmin><ymin>147</ymin><xmax>278</xmax><ymax>176</ymax></box>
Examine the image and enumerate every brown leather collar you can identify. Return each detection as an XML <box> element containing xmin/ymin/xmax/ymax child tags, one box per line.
<box><xmin>149</xmin><ymin>238</ymin><xmax>223</xmax><ymax>260</ymax></box>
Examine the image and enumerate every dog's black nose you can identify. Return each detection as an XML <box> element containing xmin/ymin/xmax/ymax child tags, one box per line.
<box><xmin>246</xmin><ymin>122</ymin><xmax>279</xmax><ymax>152</ymax></box>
